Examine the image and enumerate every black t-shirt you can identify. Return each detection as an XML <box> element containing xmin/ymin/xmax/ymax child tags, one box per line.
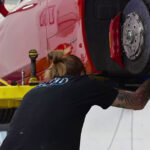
<box><xmin>0</xmin><ymin>75</ymin><xmax>118</xmax><ymax>150</ymax></box>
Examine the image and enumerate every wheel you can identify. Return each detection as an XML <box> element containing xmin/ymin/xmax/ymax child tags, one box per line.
<box><xmin>122</xmin><ymin>0</ymin><xmax>150</xmax><ymax>74</ymax></box>
<box><xmin>0</xmin><ymin>108</ymin><xmax>16</xmax><ymax>124</ymax></box>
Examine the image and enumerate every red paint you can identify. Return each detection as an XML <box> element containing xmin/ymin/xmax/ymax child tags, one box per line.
<box><xmin>79</xmin><ymin>43</ymin><xmax>82</xmax><ymax>48</ymax></box>
<box><xmin>78</xmin><ymin>0</ymin><xmax>102</xmax><ymax>74</ymax></box>
<box><xmin>0</xmin><ymin>4</ymin><xmax>8</xmax><ymax>16</ymax></box>
<box><xmin>48</xmin><ymin>6</ymin><xmax>55</xmax><ymax>25</ymax></box>
<box><xmin>55</xmin><ymin>43</ymin><xmax>72</xmax><ymax>55</ymax></box>
<box><xmin>109</xmin><ymin>13</ymin><xmax>124</xmax><ymax>68</ymax></box>
<box><xmin>0</xmin><ymin>0</ymin><xmax>119</xmax><ymax>83</ymax></box>
<box><xmin>40</xmin><ymin>9</ymin><xmax>47</xmax><ymax>26</ymax></box>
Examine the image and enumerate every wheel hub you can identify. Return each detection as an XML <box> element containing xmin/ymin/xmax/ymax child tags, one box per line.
<box><xmin>122</xmin><ymin>12</ymin><xmax>144</xmax><ymax>60</ymax></box>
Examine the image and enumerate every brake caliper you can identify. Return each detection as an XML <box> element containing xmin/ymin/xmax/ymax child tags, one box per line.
<box><xmin>109</xmin><ymin>13</ymin><xmax>124</xmax><ymax>68</ymax></box>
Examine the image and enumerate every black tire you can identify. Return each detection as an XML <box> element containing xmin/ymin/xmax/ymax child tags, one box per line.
<box><xmin>144</xmin><ymin>0</ymin><xmax>150</xmax><ymax>8</ymax></box>
<box><xmin>0</xmin><ymin>108</ymin><xmax>16</xmax><ymax>124</ymax></box>
<box><xmin>122</xmin><ymin>0</ymin><xmax>150</xmax><ymax>74</ymax></box>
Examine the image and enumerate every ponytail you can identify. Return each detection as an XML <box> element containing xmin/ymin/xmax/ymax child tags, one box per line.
<box><xmin>47</xmin><ymin>50</ymin><xmax>64</xmax><ymax>64</ymax></box>
<box><xmin>44</xmin><ymin>50</ymin><xmax>86</xmax><ymax>80</ymax></box>
<box><xmin>44</xmin><ymin>50</ymin><xmax>66</xmax><ymax>80</ymax></box>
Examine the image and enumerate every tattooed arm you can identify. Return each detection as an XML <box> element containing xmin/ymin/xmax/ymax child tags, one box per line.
<box><xmin>112</xmin><ymin>79</ymin><xmax>150</xmax><ymax>110</ymax></box>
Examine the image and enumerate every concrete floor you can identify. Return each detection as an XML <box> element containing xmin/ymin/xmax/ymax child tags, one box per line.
<box><xmin>0</xmin><ymin>102</ymin><xmax>150</xmax><ymax>150</ymax></box>
<box><xmin>81</xmin><ymin>102</ymin><xmax>150</xmax><ymax>150</ymax></box>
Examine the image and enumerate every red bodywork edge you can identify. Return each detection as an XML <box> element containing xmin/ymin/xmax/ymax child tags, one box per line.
<box><xmin>0</xmin><ymin>4</ymin><xmax>8</xmax><ymax>17</ymax></box>
<box><xmin>78</xmin><ymin>0</ymin><xmax>102</xmax><ymax>74</ymax></box>
<box><xmin>109</xmin><ymin>13</ymin><xmax>125</xmax><ymax>68</ymax></box>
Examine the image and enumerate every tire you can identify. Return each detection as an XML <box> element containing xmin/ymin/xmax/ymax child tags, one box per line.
<box><xmin>0</xmin><ymin>108</ymin><xmax>16</xmax><ymax>124</ymax></box>
<box><xmin>144</xmin><ymin>0</ymin><xmax>150</xmax><ymax>8</ymax></box>
<box><xmin>122</xmin><ymin>0</ymin><xmax>150</xmax><ymax>74</ymax></box>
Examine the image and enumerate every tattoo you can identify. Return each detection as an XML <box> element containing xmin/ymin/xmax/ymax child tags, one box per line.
<box><xmin>116</xmin><ymin>92</ymin><xmax>136</xmax><ymax>108</ymax></box>
<box><xmin>117</xmin><ymin>93</ymin><xmax>124</xmax><ymax>101</ymax></box>
<box><xmin>115</xmin><ymin>104</ymin><xmax>126</xmax><ymax>109</ymax></box>
<box><xmin>136</xmin><ymin>79</ymin><xmax>150</xmax><ymax>99</ymax></box>
<box><xmin>113</xmin><ymin>79</ymin><xmax>150</xmax><ymax>109</ymax></box>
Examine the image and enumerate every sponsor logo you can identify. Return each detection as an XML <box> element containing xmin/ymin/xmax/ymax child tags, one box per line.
<box><xmin>37</xmin><ymin>77</ymin><xmax>69</xmax><ymax>87</ymax></box>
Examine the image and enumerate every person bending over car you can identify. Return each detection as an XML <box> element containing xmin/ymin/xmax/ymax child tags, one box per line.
<box><xmin>0</xmin><ymin>50</ymin><xmax>150</xmax><ymax>150</ymax></box>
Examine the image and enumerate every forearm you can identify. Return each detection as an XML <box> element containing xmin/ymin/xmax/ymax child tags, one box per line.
<box><xmin>112</xmin><ymin>90</ymin><xmax>141</xmax><ymax>110</ymax></box>
<box><xmin>112</xmin><ymin>79</ymin><xmax>150</xmax><ymax>110</ymax></box>
<box><xmin>135</xmin><ymin>79</ymin><xmax>150</xmax><ymax>107</ymax></box>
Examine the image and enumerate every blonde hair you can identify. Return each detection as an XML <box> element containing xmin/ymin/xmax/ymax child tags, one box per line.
<box><xmin>44</xmin><ymin>50</ymin><xmax>86</xmax><ymax>80</ymax></box>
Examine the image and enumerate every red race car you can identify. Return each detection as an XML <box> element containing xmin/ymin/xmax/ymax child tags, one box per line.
<box><xmin>0</xmin><ymin>0</ymin><xmax>150</xmax><ymax>85</ymax></box>
<box><xmin>0</xmin><ymin>0</ymin><xmax>150</xmax><ymax>123</ymax></box>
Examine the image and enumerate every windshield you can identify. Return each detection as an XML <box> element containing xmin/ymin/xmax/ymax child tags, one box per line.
<box><xmin>5</xmin><ymin>0</ymin><xmax>20</xmax><ymax>11</ymax></box>
<box><xmin>5</xmin><ymin>0</ymin><xmax>34</xmax><ymax>11</ymax></box>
